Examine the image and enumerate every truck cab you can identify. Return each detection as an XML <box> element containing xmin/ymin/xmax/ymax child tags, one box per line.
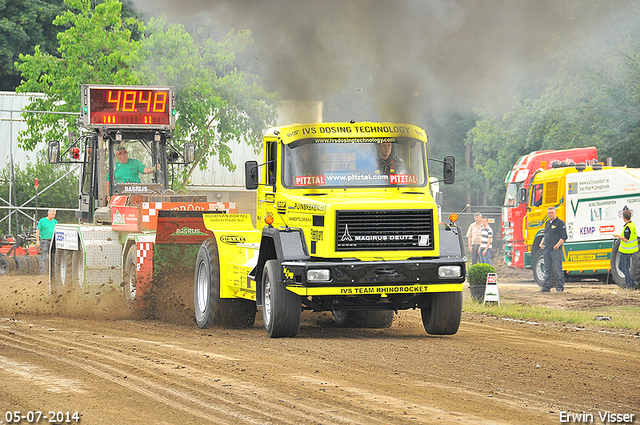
<box><xmin>195</xmin><ymin>122</ymin><xmax>467</xmax><ymax>337</ymax></box>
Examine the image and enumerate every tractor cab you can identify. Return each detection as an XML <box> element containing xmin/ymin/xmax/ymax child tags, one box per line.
<box><xmin>47</xmin><ymin>85</ymin><xmax>196</xmax><ymax>225</ymax></box>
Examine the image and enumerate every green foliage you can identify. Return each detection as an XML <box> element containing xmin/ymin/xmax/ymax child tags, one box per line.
<box><xmin>0</xmin><ymin>153</ymin><xmax>78</xmax><ymax>235</ymax></box>
<box><xmin>15</xmin><ymin>0</ymin><xmax>276</xmax><ymax>183</ymax></box>
<box><xmin>467</xmin><ymin>6</ymin><xmax>640</xmax><ymax>206</ymax></box>
<box><xmin>467</xmin><ymin>263</ymin><xmax>496</xmax><ymax>286</ymax></box>
<box><xmin>138</xmin><ymin>17</ymin><xmax>277</xmax><ymax>178</ymax></box>
<box><xmin>16</xmin><ymin>0</ymin><xmax>144</xmax><ymax>152</ymax></box>
<box><xmin>0</xmin><ymin>0</ymin><xmax>68</xmax><ymax>91</ymax></box>
<box><xmin>427</xmin><ymin>111</ymin><xmax>482</xmax><ymax>211</ymax></box>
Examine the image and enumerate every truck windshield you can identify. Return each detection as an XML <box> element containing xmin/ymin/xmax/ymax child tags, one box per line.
<box><xmin>504</xmin><ymin>182</ymin><xmax>520</xmax><ymax>207</ymax></box>
<box><xmin>283</xmin><ymin>137</ymin><xmax>427</xmax><ymax>188</ymax></box>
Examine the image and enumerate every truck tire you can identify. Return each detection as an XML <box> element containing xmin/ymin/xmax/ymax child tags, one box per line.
<box><xmin>632</xmin><ymin>251</ymin><xmax>640</xmax><ymax>288</ymax></box>
<box><xmin>52</xmin><ymin>249</ymin><xmax>73</xmax><ymax>294</ymax></box>
<box><xmin>332</xmin><ymin>310</ymin><xmax>349</xmax><ymax>327</ymax></box>
<box><xmin>71</xmin><ymin>248</ymin><xmax>84</xmax><ymax>289</ymax></box>
<box><xmin>123</xmin><ymin>245</ymin><xmax>137</xmax><ymax>304</ymax></box>
<box><xmin>348</xmin><ymin>311</ymin><xmax>395</xmax><ymax>328</ymax></box>
<box><xmin>421</xmin><ymin>292</ymin><xmax>462</xmax><ymax>335</ymax></box>
<box><xmin>194</xmin><ymin>239</ymin><xmax>256</xmax><ymax>329</ymax></box>
<box><xmin>0</xmin><ymin>256</ymin><xmax>16</xmax><ymax>276</ymax></box>
<box><xmin>262</xmin><ymin>259</ymin><xmax>301</xmax><ymax>338</ymax></box>
<box><xmin>532</xmin><ymin>249</ymin><xmax>545</xmax><ymax>287</ymax></box>
<box><xmin>610</xmin><ymin>239</ymin><xmax>640</xmax><ymax>287</ymax></box>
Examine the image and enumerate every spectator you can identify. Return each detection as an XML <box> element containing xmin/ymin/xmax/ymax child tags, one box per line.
<box><xmin>480</xmin><ymin>218</ymin><xmax>493</xmax><ymax>265</ymax></box>
<box><xmin>466</xmin><ymin>212</ymin><xmax>483</xmax><ymax>265</ymax></box>
<box><xmin>36</xmin><ymin>209</ymin><xmax>57</xmax><ymax>275</ymax></box>
<box><xmin>612</xmin><ymin>208</ymin><xmax>638</xmax><ymax>289</ymax></box>
<box><xmin>539</xmin><ymin>206</ymin><xmax>567</xmax><ymax>292</ymax></box>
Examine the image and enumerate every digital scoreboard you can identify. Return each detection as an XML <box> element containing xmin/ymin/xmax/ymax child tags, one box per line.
<box><xmin>81</xmin><ymin>85</ymin><xmax>176</xmax><ymax>129</ymax></box>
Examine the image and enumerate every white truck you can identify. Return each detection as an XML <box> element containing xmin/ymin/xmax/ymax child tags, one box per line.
<box><xmin>525</xmin><ymin>164</ymin><xmax>640</xmax><ymax>285</ymax></box>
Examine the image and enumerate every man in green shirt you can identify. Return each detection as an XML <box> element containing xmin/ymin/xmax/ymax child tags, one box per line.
<box><xmin>114</xmin><ymin>145</ymin><xmax>158</xmax><ymax>183</ymax></box>
<box><xmin>36</xmin><ymin>208</ymin><xmax>57</xmax><ymax>275</ymax></box>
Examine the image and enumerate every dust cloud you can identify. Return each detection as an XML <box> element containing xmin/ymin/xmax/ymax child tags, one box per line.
<box><xmin>129</xmin><ymin>0</ymin><xmax>638</xmax><ymax>123</ymax></box>
<box><xmin>0</xmin><ymin>275</ymin><xmax>141</xmax><ymax>320</ymax></box>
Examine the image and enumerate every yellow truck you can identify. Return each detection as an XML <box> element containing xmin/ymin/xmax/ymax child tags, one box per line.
<box><xmin>193</xmin><ymin>122</ymin><xmax>466</xmax><ymax>337</ymax></box>
<box><xmin>524</xmin><ymin>163</ymin><xmax>640</xmax><ymax>286</ymax></box>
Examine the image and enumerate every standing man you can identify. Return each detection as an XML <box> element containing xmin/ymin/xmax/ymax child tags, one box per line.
<box><xmin>612</xmin><ymin>209</ymin><xmax>638</xmax><ymax>289</ymax></box>
<box><xmin>539</xmin><ymin>206</ymin><xmax>567</xmax><ymax>292</ymax></box>
<box><xmin>36</xmin><ymin>208</ymin><xmax>57</xmax><ymax>275</ymax></box>
<box><xmin>480</xmin><ymin>218</ymin><xmax>493</xmax><ymax>265</ymax></box>
<box><xmin>466</xmin><ymin>212</ymin><xmax>483</xmax><ymax>265</ymax></box>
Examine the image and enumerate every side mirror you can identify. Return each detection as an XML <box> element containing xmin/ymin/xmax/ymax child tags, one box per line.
<box><xmin>184</xmin><ymin>143</ymin><xmax>195</xmax><ymax>163</ymax></box>
<box><xmin>519</xmin><ymin>187</ymin><xmax>527</xmax><ymax>204</ymax></box>
<box><xmin>48</xmin><ymin>140</ymin><xmax>60</xmax><ymax>164</ymax></box>
<box><xmin>245</xmin><ymin>160</ymin><xmax>259</xmax><ymax>190</ymax></box>
<box><xmin>443</xmin><ymin>155</ymin><xmax>455</xmax><ymax>185</ymax></box>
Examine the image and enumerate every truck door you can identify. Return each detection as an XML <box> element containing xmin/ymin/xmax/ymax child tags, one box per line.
<box><xmin>257</xmin><ymin>141</ymin><xmax>277</xmax><ymax>227</ymax></box>
<box><xmin>79</xmin><ymin>134</ymin><xmax>98</xmax><ymax>222</ymax></box>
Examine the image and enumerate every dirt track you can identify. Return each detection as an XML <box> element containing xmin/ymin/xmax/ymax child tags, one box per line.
<box><xmin>0</xmin><ymin>271</ymin><xmax>639</xmax><ymax>424</ymax></box>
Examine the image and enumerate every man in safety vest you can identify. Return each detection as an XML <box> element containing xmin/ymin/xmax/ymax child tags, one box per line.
<box><xmin>613</xmin><ymin>208</ymin><xmax>638</xmax><ymax>289</ymax></box>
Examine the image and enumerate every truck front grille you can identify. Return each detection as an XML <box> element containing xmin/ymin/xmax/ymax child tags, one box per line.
<box><xmin>335</xmin><ymin>209</ymin><xmax>434</xmax><ymax>251</ymax></box>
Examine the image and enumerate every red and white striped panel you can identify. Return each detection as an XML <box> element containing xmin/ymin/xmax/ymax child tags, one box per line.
<box><xmin>141</xmin><ymin>202</ymin><xmax>237</xmax><ymax>226</ymax></box>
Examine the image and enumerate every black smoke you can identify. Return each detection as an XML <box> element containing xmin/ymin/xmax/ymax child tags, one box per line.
<box><xmin>129</xmin><ymin>0</ymin><xmax>637</xmax><ymax>123</ymax></box>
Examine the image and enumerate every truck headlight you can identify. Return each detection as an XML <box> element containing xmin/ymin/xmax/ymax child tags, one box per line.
<box><xmin>438</xmin><ymin>265</ymin><xmax>462</xmax><ymax>278</ymax></box>
<box><xmin>307</xmin><ymin>269</ymin><xmax>331</xmax><ymax>282</ymax></box>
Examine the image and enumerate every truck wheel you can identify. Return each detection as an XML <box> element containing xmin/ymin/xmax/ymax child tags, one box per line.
<box><xmin>348</xmin><ymin>311</ymin><xmax>395</xmax><ymax>328</ymax></box>
<box><xmin>532</xmin><ymin>249</ymin><xmax>545</xmax><ymax>287</ymax></box>
<box><xmin>0</xmin><ymin>257</ymin><xmax>16</xmax><ymax>275</ymax></box>
<box><xmin>52</xmin><ymin>249</ymin><xmax>73</xmax><ymax>294</ymax></box>
<box><xmin>610</xmin><ymin>240</ymin><xmax>627</xmax><ymax>287</ymax></box>
<box><xmin>123</xmin><ymin>245</ymin><xmax>137</xmax><ymax>304</ymax></box>
<box><xmin>332</xmin><ymin>310</ymin><xmax>349</xmax><ymax>327</ymax></box>
<box><xmin>71</xmin><ymin>248</ymin><xmax>84</xmax><ymax>289</ymax></box>
<box><xmin>421</xmin><ymin>292</ymin><xmax>462</xmax><ymax>335</ymax></box>
<box><xmin>610</xmin><ymin>240</ymin><xmax>640</xmax><ymax>287</ymax></box>
<box><xmin>262</xmin><ymin>259</ymin><xmax>301</xmax><ymax>338</ymax></box>
<box><xmin>631</xmin><ymin>251</ymin><xmax>640</xmax><ymax>288</ymax></box>
<box><xmin>194</xmin><ymin>239</ymin><xmax>256</xmax><ymax>329</ymax></box>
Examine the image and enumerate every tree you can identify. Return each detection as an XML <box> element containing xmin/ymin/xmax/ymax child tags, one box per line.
<box><xmin>15</xmin><ymin>0</ymin><xmax>276</xmax><ymax>181</ymax></box>
<box><xmin>138</xmin><ymin>17</ymin><xmax>276</xmax><ymax>179</ymax></box>
<box><xmin>0</xmin><ymin>0</ymin><xmax>68</xmax><ymax>91</ymax></box>
<box><xmin>427</xmin><ymin>111</ymin><xmax>481</xmax><ymax>211</ymax></box>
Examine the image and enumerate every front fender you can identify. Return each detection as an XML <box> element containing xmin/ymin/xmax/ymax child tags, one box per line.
<box><xmin>254</xmin><ymin>226</ymin><xmax>309</xmax><ymax>305</ymax></box>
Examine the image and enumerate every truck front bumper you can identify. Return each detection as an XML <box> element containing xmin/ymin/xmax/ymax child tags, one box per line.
<box><xmin>280</xmin><ymin>257</ymin><xmax>465</xmax><ymax>296</ymax></box>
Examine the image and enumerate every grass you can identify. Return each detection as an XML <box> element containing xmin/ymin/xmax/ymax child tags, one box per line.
<box><xmin>463</xmin><ymin>298</ymin><xmax>640</xmax><ymax>332</ymax></box>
